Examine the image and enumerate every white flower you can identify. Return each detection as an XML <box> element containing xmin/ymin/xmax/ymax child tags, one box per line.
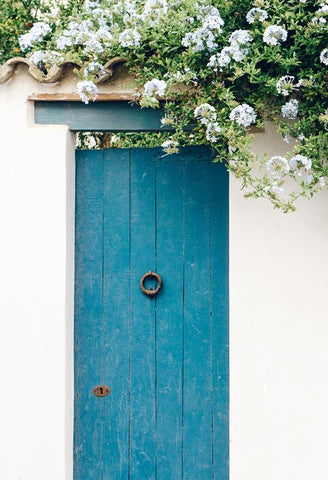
<box><xmin>144</xmin><ymin>79</ymin><xmax>167</xmax><ymax>98</ymax></box>
<box><xmin>194</xmin><ymin>103</ymin><xmax>217</xmax><ymax>125</ymax></box>
<box><xmin>83</xmin><ymin>61</ymin><xmax>106</xmax><ymax>77</ymax></box>
<box><xmin>281</xmin><ymin>99</ymin><xmax>299</xmax><ymax>119</ymax></box>
<box><xmin>229</xmin><ymin>30</ymin><xmax>252</xmax><ymax>46</ymax></box>
<box><xmin>320</xmin><ymin>48</ymin><xmax>328</xmax><ymax>65</ymax></box>
<box><xmin>230</xmin><ymin>104</ymin><xmax>257</xmax><ymax>127</ymax></box>
<box><xmin>203</xmin><ymin>14</ymin><xmax>225</xmax><ymax>33</ymax></box>
<box><xmin>19</xmin><ymin>22</ymin><xmax>51</xmax><ymax>50</ymax></box>
<box><xmin>246</xmin><ymin>8</ymin><xmax>268</xmax><ymax>24</ymax></box>
<box><xmin>77</xmin><ymin>80</ymin><xmax>98</xmax><ymax>104</ymax></box>
<box><xmin>318</xmin><ymin>177</ymin><xmax>326</xmax><ymax>188</ymax></box>
<box><xmin>276</xmin><ymin>75</ymin><xmax>296</xmax><ymax>96</ymax></box>
<box><xmin>271</xmin><ymin>182</ymin><xmax>284</xmax><ymax>197</ymax></box>
<box><xmin>304</xmin><ymin>173</ymin><xmax>314</xmax><ymax>185</ymax></box>
<box><xmin>84</xmin><ymin>0</ymin><xmax>100</xmax><ymax>12</ymax></box>
<box><xmin>143</xmin><ymin>0</ymin><xmax>168</xmax><ymax>17</ymax></box>
<box><xmin>29</xmin><ymin>50</ymin><xmax>63</xmax><ymax>67</ymax></box>
<box><xmin>29</xmin><ymin>50</ymin><xmax>47</xmax><ymax>65</ymax></box>
<box><xmin>160</xmin><ymin>115</ymin><xmax>175</xmax><ymax>126</ymax></box>
<box><xmin>182</xmin><ymin>11</ymin><xmax>224</xmax><ymax>52</ymax></box>
<box><xmin>263</xmin><ymin>25</ymin><xmax>288</xmax><ymax>46</ymax></box>
<box><xmin>162</xmin><ymin>139</ymin><xmax>179</xmax><ymax>155</ymax></box>
<box><xmin>119</xmin><ymin>28</ymin><xmax>141</xmax><ymax>48</ymax></box>
<box><xmin>206</xmin><ymin>122</ymin><xmax>222</xmax><ymax>142</ymax></box>
<box><xmin>84</xmin><ymin>36</ymin><xmax>104</xmax><ymax>54</ymax></box>
<box><xmin>208</xmin><ymin>45</ymin><xmax>247</xmax><ymax>69</ymax></box>
<box><xmin>266</xmin><ymin>156</ymin><xmax>290</xmax><ymax>178</ymax></box>
<box><xmin>289</xmin><ymin>154</ymin><xmax>312</xmax><ymax>171</ymax></box>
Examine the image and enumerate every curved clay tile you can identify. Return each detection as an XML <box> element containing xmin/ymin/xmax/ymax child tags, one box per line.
<box><xmin>0</xmin><ymin>56</ymin><xmax>127</xmax><ymax>84</ymax></box>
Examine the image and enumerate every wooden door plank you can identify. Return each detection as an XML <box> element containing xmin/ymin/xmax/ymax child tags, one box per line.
<box><xmin>130</xmin><ymin>149</ymin><xmax>157</xmax><ymax>479</ymax></box>
<box><xmin>209</xmin><ymin>160</ymin><xmax>229</xmax><ymax>480</ymax></box>
<box><xmin>155</xmin><ymin>151</ymin><xmax>184</xmax><ymax>479</ymax></box>
<box><xmin>74</xmin><ymin>150</ymin><xmax>104</xmax><ymax>480</ymax></box>
<box><xmin>102</xmin><ymin>149</ymin><xmax>131</xmax><ymax>478</ymax></box>
<box><xmin>183</xmin><ymin>147</ymin><xmax>213</xmax><ymax>480</ymax></box>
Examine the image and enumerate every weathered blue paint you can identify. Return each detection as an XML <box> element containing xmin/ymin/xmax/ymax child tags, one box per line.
<box><xmin>74</xmin><ymin>146</ymin><xmax>229</xmax><ymax>480</ymax></box>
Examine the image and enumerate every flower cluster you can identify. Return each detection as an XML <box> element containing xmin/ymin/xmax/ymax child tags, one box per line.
<box><xmin>182</xmin><ymin>7</ymin><xmax>224</xmax><ymax>52</ymax></box>
<box><xmin>208</xmin><ymin>28</ymin><xmax>252</xmax><ymax>70</ymax></box>
<box><xmin>194</xmin><ymin>103</ymin><xmax>222</xmax><ymax>142</ymax></box>
<box><xmin>19</xmin><ymin>22</ymin><xmax>51</xmax><ymax>50</ymax></box>
<box><xmin>0</xmin><ymin>0</ymin><xmax>325</xmax><ymax>212</ymax></box>
<box><xmin>230</xmin><ymin>104</ymin><xmax>257</xmax><ymax>128</ymax></box>
<box><xmin>246</xmin><ymin>8</ymin><xmax>268</xmax><ymax>24</ymax></box>
<box><xmin>267</xmin><ymin>154</ymin><xmax>313</xmax><ymax>186</ymax></box>
<box><xmin>281</xmin><ymin>99</ymin><xmax>299</xmax><ymax>119</ymax></box>
<box><xmin>263</xmin><ymin>25</ymin><xmax>288</xmax><ymax>46</ymax></box>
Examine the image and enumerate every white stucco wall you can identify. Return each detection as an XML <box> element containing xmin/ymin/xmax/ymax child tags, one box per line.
<box><xmin>0</xmin><ymin>67</ymin><xmax>327</xmax><ymax>480</ymax></box>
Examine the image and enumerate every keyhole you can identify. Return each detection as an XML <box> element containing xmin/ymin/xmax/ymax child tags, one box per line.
<box><xmin>93</xmin><ymin>384</ymin><xmax>111</xmax><ymax>397</ymax></box>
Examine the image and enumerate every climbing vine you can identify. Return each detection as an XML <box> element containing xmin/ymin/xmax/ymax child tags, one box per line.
<box><xmin>2</xmin><ymin>0</ymin><xmax>328</xmax><ymax>211</ymax></box>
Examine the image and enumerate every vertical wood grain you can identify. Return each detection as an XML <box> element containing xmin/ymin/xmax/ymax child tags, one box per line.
<box><xmin>102</xmin><ymin>149</ymin><xmax>131</xmax><ymax>479</ymax></box>
<box><xmin>74</xmin><ymin>150</ymin><xmax>104</xmax><ymax>480</ymax></box>
<box><xmin>156</xmin><ymin>151</ymin><xmax>184</xmax><ymax>479</ymax></box>
<box><xmin>183</xmin><ymin>147</ymin><xmax>213</xmax><ymax>480</ymax></box>
<box><xmin>129</xmin><ymin>149</ymin><xmax>157</xmax><ymax>480</ymax></box>
<box><xmin>209</xmin><ymin>158</ymin><xmax>229</xmax><ymax>480</ymax></box>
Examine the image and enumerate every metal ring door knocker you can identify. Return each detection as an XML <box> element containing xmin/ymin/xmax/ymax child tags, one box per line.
<box><xmin>140</xmin><ymin>271</ymin><xmax>163</xmax><ymax>297</ymax></box>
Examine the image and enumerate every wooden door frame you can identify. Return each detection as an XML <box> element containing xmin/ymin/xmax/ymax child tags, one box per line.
<box><xmin>33</xmin><ymin>99</ymin><xmax>229</xmax><ymax>480</ymax></box>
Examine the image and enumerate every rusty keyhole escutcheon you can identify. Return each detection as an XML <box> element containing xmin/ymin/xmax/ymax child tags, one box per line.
<box><xmin>140</xmin><ymin>271</ymin><xmax>163</xmax><ymax>297</ymax></box>
<box><xmin>93</xmin><ymin>385</ymin><xmax>111</xmax><ymax>397</ymax></box>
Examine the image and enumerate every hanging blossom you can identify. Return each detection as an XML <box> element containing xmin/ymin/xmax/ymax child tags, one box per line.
<box><xmin>289</xmin><ymin>154</ymin><xmax>312</xmax><ymax>173</ymax></box>
<box><xmin>77</xmin><ymin>80</ymin><xmax>98</xmax><ymax>104</ymax></box>
<box><xmin>264</xmin><ymin>182</ymin><xmax>284</xmax><ymax>198</ymax></box>
<box><xmin>19</xmin><ymin>22</ymin><xmax>51</xmax><ymax>50</ymax></box>
<box><xmin>83</xmin><ymin>61</ymin><xmax>106</xmax><ymax>78</ymax></box>
<box><xmin>263</xmin><ymin>25</ymin><xmax>288</xmax><ymax>46</ymax></box>
<box><xmin>55</xmin><ymin>19</ymin><xmax>112</xmax><ymax>53</ymax></box>
<box><xmin>84</xmin><ymin>0</ymin><xmax>100</xmax><ymax>12</ymax></box>
<box><xmin>289</xmin><ymin>154</ymin><xmax>313</xmax><ymax>186</ymax></box>
<box><xmin>182</xmin><ymin>8</ymin><xmax>224</xmax><ymax>52</ymax></box>
<box><xmin>208</xmin><ymin>45</ymin><xmax>248</xmax><ymax>69</ymax></box>
<box><xmin>246</xmin><ymin>8</ymin><xmax>268</xmax><ymax>24</ymax></box>
<box><xmin>29</xmin><ymin>50</ymin><xmax>64</xmax><ymax>68</ymax></box>
<box><xmin>162</xmin><ymin>138</ymin><xmax>179</xmax><ymax>155</ymax></box>
<box><xmin>144</xmin><ymin>79</ymin><xmax>167</xmax><ymax>97</ymax></box>
<box><xmin>160</xmin><ymin>115</ymin><xmax>176</xmax><ymax>126</ymax></box>
<box><xmin>194</xmin><ymin>103</ymin><xmax>217</xmax><ymax>124</ymax></box>
<box><xmin>229</xmin><ymin>29</ymin><xmax>252</xmax><ymax>46</ymax></box>
<box><xmin>266</xmin><ymin>156</ymin><xmax>290</xmax><ymax>178</ymax></box>
<box><xmin>276</xmin><ymin>75</ymin><xmax>297</xmax><ymax>96</ymax></box>
<box><xmin>320</xmin><ymin>48</ymin><xmax>328</xmax><ymax>65</ymax></box>
<box><xmin>142</xmin><ymin>0</ymin><xmax>169</xmax><ymax>24</ymax></box>
<box><xmin>206</xmin><ymin>122</ymin><xmax>222</xmax><ymax>142</ymax></box>
<box><xmin>119</xmin><ymin>28</ymin><xmax>141</xmax><ymax>48</ymax></box>
<box><xmin>230</xmin><ymin>104</ymin><xmax>257</xmax><ymax>127</ymax></box>
<box><xmin>312</xmin><ymin>1</ymin><xmax>328</xmax><ymax>25</ymax></box>
<box><xmin>208</xmin><ymin>29</ymin><xmax>252</xmax><ymax>70</ymax></box>
<box><xmin>281</xmin><ymin>99</ymin><xmax>299</xmax><ymax>119</ymax></box>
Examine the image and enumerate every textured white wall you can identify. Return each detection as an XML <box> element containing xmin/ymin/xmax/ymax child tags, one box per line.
<box><xmin>0</xmin><ymin>68</ymin><xmax>327</xmax><ymax>480</ymax></box>
<box><xmin>0</xmin><ymin>68</ymin><xmax>75</xmax><ymax>480</ymax></box>
<box><xmin>230</xmin><ymin>124</ymin><xmax>328</xmax><ymax>480</ymax></box>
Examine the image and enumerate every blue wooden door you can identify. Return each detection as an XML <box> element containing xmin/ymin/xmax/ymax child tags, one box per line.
<box><xmin>74</xmin><ymin>146</ymin><xmax>229</xmax><ymax>480</ymax></box>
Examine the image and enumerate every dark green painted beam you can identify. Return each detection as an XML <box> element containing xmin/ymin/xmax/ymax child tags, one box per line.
<box><xmin>34</xmin><ymin>101</ymin><xmax>174</xmax><ymax>132</ymax></box>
